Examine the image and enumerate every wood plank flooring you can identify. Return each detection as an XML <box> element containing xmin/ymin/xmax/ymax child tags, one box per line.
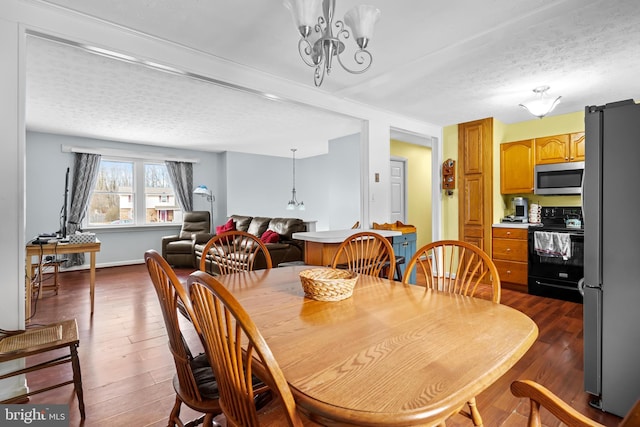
<box><xmin>23</xmin><ymin>264</ymin><xmax>622</xmax><ymax>426</ymax></box>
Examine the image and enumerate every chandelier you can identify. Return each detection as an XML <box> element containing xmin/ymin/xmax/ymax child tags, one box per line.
<box><xmin>286</xmin><ymin>148</ymin><xmax>305</xmax><ymax>210</ymax></box>
<box><xmin>519</xmin><ymin>86</ymin><xmax>562</xmax><ymax>119</ymax></box>
<box><xmin>283</xmin><ymin>0</ymin><xmax>381</xmax><ymax>87</ymax></box>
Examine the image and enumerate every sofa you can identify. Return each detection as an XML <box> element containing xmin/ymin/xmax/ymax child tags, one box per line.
<box><xmin>161</xmin><ymin>211</ymin><xmax>213</xmax><ymax>268</ymax></box>
<box><xmin>194</xmin><ymin>215</ymin><xmax>307</xmax><ymax>273</ymax></box>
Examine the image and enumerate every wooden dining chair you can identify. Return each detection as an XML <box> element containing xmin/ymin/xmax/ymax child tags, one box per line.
<box><xmin>145</xmin><ymin>250</ymin><xmax>222</xmax><ymax>427</ymax></box>
<box><xmin>331</xmin><ymin>231</ymin><xmax>396</xmax><ymax>279</ymax></box>
<box><xmin>511</xmin><ymin>380</ymin><xmax>640</xmax><ymax>427</ymax></box>
<box><xmin>187</xmin><ymin>270</ymin><xmax>320</xmax><ymax>427</ymax></box>
<box><xmin>402</xmin><ymin>240</ymin><xmax>501</xmax><ymax>303</ymax></box>
<box><xmin>402</xmin><ymin>240</ymin><xmax>501</xmax><ymax>427</ymax></box>
<box><xmin>199</xmin><ymin>230</ymin><xmax>273</xmax><ymax>275</ymax></box>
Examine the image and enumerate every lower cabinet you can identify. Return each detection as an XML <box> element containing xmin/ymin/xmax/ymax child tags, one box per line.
<box><xmin>492</xmin><ymin>227</ymin><xmax>528</xmax><ymax>291</ymax></box>
<box><xmin>391</xmin><ymin>232</ymin><xmax>416</xmax><ymax>283</ymax></box>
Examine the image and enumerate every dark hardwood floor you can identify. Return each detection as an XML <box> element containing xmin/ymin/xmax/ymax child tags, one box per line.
<box><xmin>23</xmin><ymin>264</ymin><xmax>622</xmax><ymax>426</ymax></box>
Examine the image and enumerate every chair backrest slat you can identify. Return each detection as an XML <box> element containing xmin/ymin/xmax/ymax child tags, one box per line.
<box><xmin>402</xmin><ymin>240</ymin><xmax>501</xmax><ymax>303</ymax></box>
<box><xmin>331</xmin><ymin>232</ymin><xmax>396</xmax><ymax>279</ymax></box>
<box><xmin>199</xmin><ymin>231</ymin><xmax>273</xmax><ymax>275</ymax></box>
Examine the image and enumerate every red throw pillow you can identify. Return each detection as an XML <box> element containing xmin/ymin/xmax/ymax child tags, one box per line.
<box><xmin>260</xmin><ymin>230</ymin><xmax>279</xmax><ymax>244</ymax></box>
<box><xmin>215</xmin><ymin>218</ymin><xmax>236</xmax><ymax>235</ymax></box>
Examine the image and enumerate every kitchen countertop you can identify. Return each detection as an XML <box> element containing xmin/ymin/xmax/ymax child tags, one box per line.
<box><xmin>292</xmin><ymin>229</ymin><xmax>401</xmax><ymax>243</ymax></box>
<box><xmin>492</xmin><ymin>222</ymin><xmax>530</xmax><ymax>229</ymax></box>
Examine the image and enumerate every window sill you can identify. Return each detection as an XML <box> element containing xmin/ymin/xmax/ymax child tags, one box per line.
<box><xmin>84</xmin><ymin>223</ymin><xmax>181</xmax><ymax>233</ymax></box>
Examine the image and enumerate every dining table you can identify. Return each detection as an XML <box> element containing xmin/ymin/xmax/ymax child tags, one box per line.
<box><xmin>212</xmin><ymin>265</ymin><xmax>539</xmax><ymax>426</ymax></box>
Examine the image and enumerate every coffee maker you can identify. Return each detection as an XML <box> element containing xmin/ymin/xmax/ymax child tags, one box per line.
<box><xmin>512</xmin><ymin>197</ymin><xmax>528</xmax><ymax>222</ymax></box>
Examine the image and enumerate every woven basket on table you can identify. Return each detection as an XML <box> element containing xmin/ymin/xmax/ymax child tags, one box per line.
<box><xmin>299</xmin><ymin>268</ymin><xmax>359</xmax><ymax>302</ymax></box>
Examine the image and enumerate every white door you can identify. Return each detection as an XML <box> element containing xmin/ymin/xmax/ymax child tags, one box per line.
<box><xmin>390</xmin><ymin>159</ymin><xmax>406</xmax><ymax>223</ymax></box>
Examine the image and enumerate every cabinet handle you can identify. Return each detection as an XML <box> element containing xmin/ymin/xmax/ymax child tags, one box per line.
<box><xmin>565</xmin><ymin>157</ymin><xmax>569</xmax><ymax>160</ymax></box>
<box><xmin>506</xmin><ymin>232</ymin><xmax>511</xmax><ymax>235</ymax></box>
<box><xmin>507</xmin><ymin>270</ymin><xmax>512</xmax><ymax>274</ymax></box>
<box><xmin>570</xmin><ymin>156</ymin><xmax>574</xmax><ymax>160</ymax></box>
<box><xmin>402</xmin><ymin>242</ymin><xmax>408</xmax><ymax>247</ymax></box>
<box><xmin>506</xmin><ymin>248</ymin><xmax>511</xmax><ymax>252</ymax></box>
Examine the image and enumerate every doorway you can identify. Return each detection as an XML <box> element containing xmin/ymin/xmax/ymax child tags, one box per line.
<box><xmin>390</xmin><ymin>158</ymin><xmax>406</xmax><ymax>223</ymax></box>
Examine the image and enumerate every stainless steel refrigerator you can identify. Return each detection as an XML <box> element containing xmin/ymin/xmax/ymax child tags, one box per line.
<box><xmin>583</xmin><ymin>99</ymin><xmax>640</xmax><ymax>417</ymax></box>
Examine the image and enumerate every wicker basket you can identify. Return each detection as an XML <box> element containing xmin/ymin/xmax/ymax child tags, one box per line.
<box><xmin>299</xmin><ymin>268</ymin><xmax>358</xmax><ymax>302</ymax></box>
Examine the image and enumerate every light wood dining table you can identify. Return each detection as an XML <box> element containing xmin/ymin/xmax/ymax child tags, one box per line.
<box><xmin>212</xmin><ymin>265</ymin><xmax>539</xmax><ymax>426</ymax></box>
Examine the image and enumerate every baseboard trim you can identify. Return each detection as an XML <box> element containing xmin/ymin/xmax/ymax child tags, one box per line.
<box><xmin>60</xmin><ymin>259</ymin><xmax>145</xmax><ymax>272</ymax></box>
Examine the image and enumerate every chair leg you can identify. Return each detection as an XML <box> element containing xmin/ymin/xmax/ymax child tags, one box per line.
<box><xmin>169</xmin><ymin>396</ymin><xmax>182</xmax><ymax>427</ymax></box>
<box><xmin>70</xmin><ymin>343</ymin><xmax>86</xmax><ymax>419</ymax></box>
<box><xmin>467</xmin><ymin>397</ymin><xmax>483</xmax><ymax>426</ymax></box>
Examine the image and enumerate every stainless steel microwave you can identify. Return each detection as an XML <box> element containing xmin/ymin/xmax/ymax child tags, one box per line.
<box><xmin>534</xmin><ymin>161</ymin><xmax>584</xmax><ymax>195</ymax></box>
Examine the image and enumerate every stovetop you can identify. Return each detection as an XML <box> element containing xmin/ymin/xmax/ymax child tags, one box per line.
<box><xmin>529</xmin><ymin>206</ymin><xmax>583</xmax><ymax>233</ymax></box>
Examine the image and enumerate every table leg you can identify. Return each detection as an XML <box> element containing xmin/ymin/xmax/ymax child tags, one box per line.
<box><xmin>90</xmin><ymin>252</ymin><xmax>96</xmax><ymax>315</ymax></box>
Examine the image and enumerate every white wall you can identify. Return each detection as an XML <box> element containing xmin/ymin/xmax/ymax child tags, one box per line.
<box><xmin>223</xmin><ymin>135</ymin><xmax>360</xmax><ymax>231</ymax></box>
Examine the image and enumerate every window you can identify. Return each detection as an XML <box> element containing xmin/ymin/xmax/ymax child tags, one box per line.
<box><xmin>87</xmin><ymin>159</ymin><xmax>182</xmax><ymax>227</ymax></box>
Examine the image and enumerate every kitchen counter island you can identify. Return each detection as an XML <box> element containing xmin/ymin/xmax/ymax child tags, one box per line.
<box><xmin>293</xmin><ymin>229</ymin><xmax>401</xmax><ymax>266</ymax></box>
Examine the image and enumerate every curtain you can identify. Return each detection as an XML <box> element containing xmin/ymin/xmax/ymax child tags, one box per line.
<box><xmin>65</xmin><ymin>153</ymin><xmax>101</xmax><ymax>267</ymax></box>
<box><xmin>165</xmin><ymin>161</ymin><xmax>193</xmax><ymax>211</ymax></box>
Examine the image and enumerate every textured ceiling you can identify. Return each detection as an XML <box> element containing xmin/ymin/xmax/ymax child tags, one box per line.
<box><xmin>25</xmin><ymin>0</ymin><xmax>640</xmax><ymax>156</ymax></box>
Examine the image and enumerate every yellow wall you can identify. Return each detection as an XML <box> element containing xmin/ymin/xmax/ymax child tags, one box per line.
<box><xmin>442</xmin><ymin>110</ymin><xmax>585</xmax><ymax>239</ymax></box>
<box><xmin>390</xmin><ymin>140</ymin><xmax>432</xmax><ymax>248</ymax></box>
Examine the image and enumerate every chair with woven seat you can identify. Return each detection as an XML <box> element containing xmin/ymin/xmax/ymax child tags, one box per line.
<box><xmin>0</xmin><ymin>319</ymin><xmax>85</xmax><ymax>419</ymax></box>
<box><xmin>330</xmin><ymin>231</ymin><xmax>396</xmax><ymax>280</ymax></box>
<box><xmin>187</xmin><ymin>270</ymin><xmax>320</xmax><ymax>426</ymax></box>
<box><xmin>145</xmin><ymin>250</ymin><xmax>221</xmax><ymax>427</ymax></box>
<box><xmin>198</xmin><ymin>230</ymin><xmax>273</xmax><ymax>275</ymax></box>
<box><xmin>402</xmin><ymin>240</ymin><xmax>501</xmax><ymax>427</ymax></box>
<box><xmin>511</xmin><ymin>379</ymin><xmax>640</xmax><ymax>426</ymax></box>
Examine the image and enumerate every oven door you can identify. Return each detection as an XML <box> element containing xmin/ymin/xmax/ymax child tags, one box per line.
<box><xmin>528</xmin><ymin>230</ymin><xmax>584</xmax><ymax>302</ymax></box>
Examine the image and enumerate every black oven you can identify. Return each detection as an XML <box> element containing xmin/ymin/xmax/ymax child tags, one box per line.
<box><xmin>527</xmin><ymin>207</ymin><xmax>584</xmax><ymax>303</ymax></box>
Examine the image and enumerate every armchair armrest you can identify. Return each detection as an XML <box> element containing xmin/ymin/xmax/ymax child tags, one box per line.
<box><xmin>193</xmin><ymin>233</ymin><xmax>214</xmax><ymax>244</ymax></box>
<box><xmin>510</xmin><ymin>380</ymin><xmax>606</xmax><ymax>427</ymax></box>
<box><xmin>161</xmin><ymin>235</ymin><xmax>181</xmax><ymax>258</ymax></box>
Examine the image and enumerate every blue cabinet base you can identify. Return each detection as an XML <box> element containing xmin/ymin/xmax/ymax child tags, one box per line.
<box><xmin>391</xmin><ymin>232</ymin><xmax>417</xmax><ymax>283</ymax></box>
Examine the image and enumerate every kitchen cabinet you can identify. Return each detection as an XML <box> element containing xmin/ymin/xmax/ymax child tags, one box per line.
<box><xmin>535</xmin><ymin>132</ymin><xmax>585</xmax><ymax>164</ymax></box>
<box><xmin>492</xmin><ymin>227</ymin><xmax>528</xmax><ymax>291</ymax></box>
<box><xmin>569</xmin><ymin>131</ymin><xmax>585</xmax><ymax>162</ymax></box>
<box><xmin>391</xmin><ymin>232</ymin><xmax>416</xmax><ymax>283</ymax></box>
<box><xmin>500</xmin><ymin>139</ymin><xmax>534</xmax><ymax>194</ymax></box>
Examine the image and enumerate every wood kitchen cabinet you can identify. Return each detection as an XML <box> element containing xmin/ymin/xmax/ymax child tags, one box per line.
<box><xmin>492</xmin><ymin>227</ymin><xmax>528</xmax><ymax>291</ymax></box>
<box><xmin>535</xmin><ymin>132</ymin><xmax>585</xmax><ymax>164</ymax></box>
<box><xmin>500</xmin><ymin>139</ymin><xmax>534</xmax><ymax>194</ymax></box>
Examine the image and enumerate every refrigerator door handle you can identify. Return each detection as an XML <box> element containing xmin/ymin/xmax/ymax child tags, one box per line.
<box><xmin>578</xmin><ymin>278</ymin><xmax>585</xmax><ymax>296</ymax></box>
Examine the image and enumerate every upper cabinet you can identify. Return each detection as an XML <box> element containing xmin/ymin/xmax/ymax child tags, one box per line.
<box><xmin>569</xmin><ymin>132</ymin><xmax>585</xmax><ymax>162</ymax></box>
<box><xmin>500</xmin><ymin>139</ymin><xmax>534</xmax><ymax>194</ymax></box>
<box><xmin>535</xmin><ymin>132</ymin><xmax>585</xmax><ymax>164</ymax></box>
<box><xmin>500</xmin><ymin>131</ymin><xmax>585</xmax><ymax>195</ymax></box>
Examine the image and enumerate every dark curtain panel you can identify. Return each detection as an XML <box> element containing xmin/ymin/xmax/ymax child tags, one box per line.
<box><xmin>65</xmin><ymin>153</ymin><xmax>101</xmax><ymax>267</ymax></box>
<box><xmin>165</xmin><ymin>161</ymin><xmax>193</xmax><ymax>211</ymax></box>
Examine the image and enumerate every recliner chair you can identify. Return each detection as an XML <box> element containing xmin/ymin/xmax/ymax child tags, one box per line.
<box><xmin>162</xmin><ymin>211</ymin><xmax>212</xmax><ymax>267</ymax></box>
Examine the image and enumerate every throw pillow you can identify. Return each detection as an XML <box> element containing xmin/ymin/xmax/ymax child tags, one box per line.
<box><xmin>260</xmin><ymin>230</ymin><xmax>279</xmax><ymax>244</ymax></box>
<box><xmin>215</xmin><ymin>218</ymin><xmax>236</xmax><ymax>235</ymax></box>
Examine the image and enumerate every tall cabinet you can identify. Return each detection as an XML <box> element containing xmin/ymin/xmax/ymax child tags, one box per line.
<box><xmin>458</xmin><ymin>118</ymin><xmax>493</xmax><ymax>253</ymax></box>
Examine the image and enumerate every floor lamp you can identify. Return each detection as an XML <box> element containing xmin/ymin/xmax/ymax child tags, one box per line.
<box><xmin>193</xmin><ymin>185</ymin><xmax>214</xmax><ymax>232</ymax></box>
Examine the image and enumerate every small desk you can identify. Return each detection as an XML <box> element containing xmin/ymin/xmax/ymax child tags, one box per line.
<box><xmin>215</xmin><ymin>266</ymin><xmax>538</xmax><ymax>426</ymax></box>
<box><xmin>26</xmin><ymin>240</ymin><xmax>101</xmax><ymax>316</ymax></box>
<box><xmin>293</xmin><ymin>229</ymin><xmax>401</xmax><ymax>266</ymax></box>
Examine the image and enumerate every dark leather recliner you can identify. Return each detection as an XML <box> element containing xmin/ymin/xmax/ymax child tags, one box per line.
<box><xmin>162</xmin><ymin>211</ymin><xmax>213</xmax><ymax>267</ymax></box>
